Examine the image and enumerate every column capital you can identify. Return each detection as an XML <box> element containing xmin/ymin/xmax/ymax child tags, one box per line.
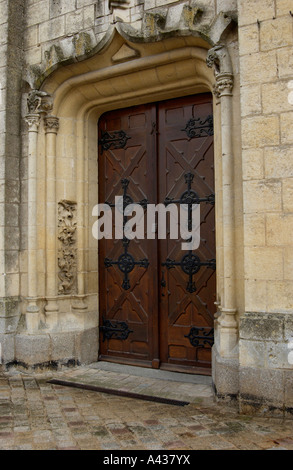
<box><xmin>214</xmin><ymin>72</ymin><xmax>234</xmax><ymax>98</ymax></box>
<box><xmin>25</xmin><ymin>113</ymin><xmax>41</xmax><ymax>131</ymax></box>
<box><xmin>44</xmin><ymin>115</ymin><xmax>60</xmax><ymax>134</ymax></box>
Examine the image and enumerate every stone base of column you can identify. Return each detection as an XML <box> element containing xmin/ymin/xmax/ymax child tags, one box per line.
<box><xmin>26</xmin><ymin>303</ymin><xmax>40</xmax><ymax>334</ymax></box>
<box><xmin>1</xmin><ymin>325</ymin><xmax>99</xmax><ymax>371</ymax></box>
<box><xmin>44</xmin><ymin>298</ymin><xmax>59</xmax><ymax>331</ymax></box>
<box><xmin>212</xmin><ymin>343</ymin><xmax>239</xmax><ymax>405</ymax></box>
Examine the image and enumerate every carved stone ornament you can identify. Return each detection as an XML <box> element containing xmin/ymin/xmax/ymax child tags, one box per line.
<box><xmin>206</xmin><ymin>44</ymin><xmax>234</xmax><ymax>98</ymax></box>
<box><xmin>44</xmin><ymin>115</ymin><xmax>60</xmax><ymax>133</ymax></box>
<box><xmin>27</xmin><ymin>89</ymin><xmax>53</xmax><ymax>115</ymax></box>
<box><xmin>57</xmin><ymin>200</ymin><xmax>77</xmax><ymax>295</ymax></box>
<box><xmin>213</xmin><ymin>73</ymin><xmax>234</xmax><ymax>98</ymax></box>
<box><xmin>25</xmin><ymin>113</ymin><xmax>41</xmax><ymax>130</ymax></box>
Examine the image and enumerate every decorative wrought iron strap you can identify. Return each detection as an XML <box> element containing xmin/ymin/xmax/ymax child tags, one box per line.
<box><xmin>164</xmin><ymin>172</ymin><xmax>214</xmax><ymax>231</ymax></box>
<box><xmin>104</xmin><ymin>179</ymin><xmax>149</xmax><ymax>290</ymax></box>
<box><xmin>106</xmin><ymin>178</ymin><xmax>148</xmax><ymax>211</ymax></box>
<box><xmin>100</xmin><ymin>129</ymin><xmax>131</xmax><ymax>154</ymax></box>
<box><xmin>185</xmin><ymin>327</ymin><xmax>214</xmax><ymax>348</ymax></box>
<box><xmin>162</xmin><ymin>172</ymin><xmax>215</xmax><ymax>293</ymax></box>
<box><xmin>100</xmin><ymin>317</ymin><xmax>133</xmax><ymax>341</ymax></box>
<box><xmin>164</xmin><ymin>173</ymin><xmax>214</xmax><ymax>206</ymax></box>
<box><xmin>162</xmin><ymin>254</ymin><xmax>216</xmax><ymax>293</ymax></box>
<box><xmin>105</xmin><ymin>238</ymin><xmax>149</xmax><ymax>290</ymax></box>
<box><xmin>182</xmin><ymin>115</ymin><xmax>214</xmax><ymax>139</ymax></box>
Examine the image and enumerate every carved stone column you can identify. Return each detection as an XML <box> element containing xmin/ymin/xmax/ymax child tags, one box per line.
<box><xmin>73</xmin><ymin>121</ymin><xmax>88</xmax><ymax>313</ymax></box>
<box><xmin>207</xmin><ymin>45</ymin><xmax>238</xmax><ymax>356</ymax></box>
<box><xmin>25</xmin><ymin>90</ymin><xmax>53</xmax><ymax>334</ymax></box>
<box><xmin>25</xmin><ymin>112</ymin><xmax>41</xmax><ymax>333</ymax></box>
<box><xmin>44</xmin><ymin>116</ymin><xmax>59</xmax><ymax>329</ymax></box>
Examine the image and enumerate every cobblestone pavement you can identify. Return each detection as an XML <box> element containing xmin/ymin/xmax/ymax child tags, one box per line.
<box><xmin>0</xmin><ymin>366</ymin><xmax>293</xmax><ymax>451</ymax></box>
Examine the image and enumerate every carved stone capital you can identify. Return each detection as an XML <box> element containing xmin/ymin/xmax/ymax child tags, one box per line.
<box><xmin>207</xmin><ymin>44</ymin><xmax>234</xmax><ymax>97</ymax></box>
<box><xmin>27</xmin><ymin>89</ymin><xmax>53</xmax><ymax>115</ymax></box>
<box><xmin>25</xmin><ymin>113</ymin><xmax>41</xmax><ymax>131</ymax></box>
<box><xmin>44</xmin><ymin>115</ymin><xmax>60</xmax><ymax>134</ymax></box>
<box><xmin>214</xmin><ymin>72</ymin><xmax>234</xmax><ymax>98</ymax></box>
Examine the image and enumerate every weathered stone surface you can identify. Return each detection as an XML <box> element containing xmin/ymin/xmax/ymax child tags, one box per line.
<box><xmin>284</xmin><ymin>370</ymin><xmax>293</xmax><ymax>411</ymax></box>
<box><xmin>239</xmin><ymin>340</ymin><xmax>266</xmax><ymax>368</ymax></box>
<box><xmin>240</xmin><ymin>313</ymin><xmax>284</xmax><ymax>342</ymax></box>
<box><xmin>239</xmin><ymin>367</ymin><xmax>285</xmax><ymax>413</ymax></box>
<box><xmin>75</xmin><ymin>327</ymin><xmax>99</xmax><ymax>365</ymax></box>
<box><xmin>50</xmin><ymin>332</ymin><xmax>76</xmax><ymax>362</ymax></box>
<box><xmin>15</xmin><ymin>334</ymin><xmax>51</xmax><ymax>366</ymax></box>
<box><xmin>0</xmin><ymin>333</ymin><xmax>15</xmax><ymax>363</ymax></box>
<box><xmin>212</xmin><ymin>347</ymin><xmax>239</xmax><ymax>398</ymax></box>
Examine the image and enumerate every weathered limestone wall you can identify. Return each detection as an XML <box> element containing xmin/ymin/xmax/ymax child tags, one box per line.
<box><xmin>23</xmin><ymin>0</ymin><xmax>238</xmax><ymax>85</ymax></box>
<box><xmin>0</xmin><ymin>0</ymin><xmax>25</xmax><ymax>364</ymax></box>
<box><xmin>238</xmin><ymin>0</ymin><xmax>293</xmax><ymax>416</ymax></box>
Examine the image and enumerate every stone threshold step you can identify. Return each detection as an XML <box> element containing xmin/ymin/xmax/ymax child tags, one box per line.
<box><xmin>47</xmin><ymin>379</ymin><xmax>190</xmax><ymax>407</ymax></box>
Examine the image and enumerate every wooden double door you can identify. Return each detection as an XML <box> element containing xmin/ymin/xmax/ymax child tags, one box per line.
<box><xmin>98</xmin><ymin>93</ymin><xmax>216</xmax><ymax>374</ymax></box>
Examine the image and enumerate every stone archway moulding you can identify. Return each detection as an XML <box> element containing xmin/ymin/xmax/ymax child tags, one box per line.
<box><xmin>24</xmin><ymin>32</ymin><xmax>237</xmax><ymax>363</ymax></box>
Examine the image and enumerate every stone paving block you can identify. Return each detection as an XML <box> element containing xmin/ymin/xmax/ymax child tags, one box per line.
<box><xmin>0</xmin><ymin>365</ymin><xmax>293</xmax><ymax>450</ymax></box>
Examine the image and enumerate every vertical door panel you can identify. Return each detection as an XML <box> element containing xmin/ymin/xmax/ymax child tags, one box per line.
<box><xmin>98</xmin><ymin>104</ymin><xmax>158</xmax><ymax>365</ymax></box>
<box><xmin>158</xmin><ymin>94</ymin><xmax>216</xmax><ymax>373</ymax></box>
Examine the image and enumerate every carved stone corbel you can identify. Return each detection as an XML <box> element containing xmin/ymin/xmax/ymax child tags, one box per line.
<box><xmin>27</xmin><ymin>89</ymin><xmax>53</xmax><ymax>115</ymax></box>
<box><xmin>206</xmin><ymin>44</ymin><xmax>234</xmax><ymax>98</ymax></box>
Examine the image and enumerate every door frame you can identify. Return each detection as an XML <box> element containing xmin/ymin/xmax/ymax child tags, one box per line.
<box><xmin>39</xmin><ymin>33</ymin><xmax>238</xmax><ymax>373</ymax></box>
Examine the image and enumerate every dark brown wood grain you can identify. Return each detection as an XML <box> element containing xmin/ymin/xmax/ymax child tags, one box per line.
<box><xmin>98</xmin><ymin>94</ymin><xmax>216</xmax><ymax>374</ymax></box>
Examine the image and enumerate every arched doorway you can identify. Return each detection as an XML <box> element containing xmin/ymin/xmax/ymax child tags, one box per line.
<box><xmin>33</xmin><ymin>32</ymin><xmax>237</xmax><ymax>379</ymax></box>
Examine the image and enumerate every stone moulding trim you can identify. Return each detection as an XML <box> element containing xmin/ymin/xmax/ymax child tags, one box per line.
<box><xmin>24</xmin><ymin>11</ymin><xmax>237</xmax><ymax>89</ymax></box>
<box><xmin>109</xmin><ymin>0</ymin><xmax>130</xmax><ymax>10</ymax></box>
<box><xmin>50</xmin><ymin>46</ymin><xmax>213</xmax><ymax>115</ymax></box>
<box><xmin>57</xmin><ymin>200</ymin><xmax>77</xmax><ymax>296</ymax></box>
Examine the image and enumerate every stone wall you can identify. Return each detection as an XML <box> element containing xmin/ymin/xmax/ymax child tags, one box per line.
<box><xmin>23</xmin><ymin>0</ymin><xmax>237</xmax><ymax>86</ymax></box>
<box><xmin>0</xmin><ymin>0</ymin><xmax>25</xmax><ymax>364</ymax></box>
<box><xmin>238</xmin><ymin>0</ymin><xmax>293</xmax><ymax>416</ymax></box>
